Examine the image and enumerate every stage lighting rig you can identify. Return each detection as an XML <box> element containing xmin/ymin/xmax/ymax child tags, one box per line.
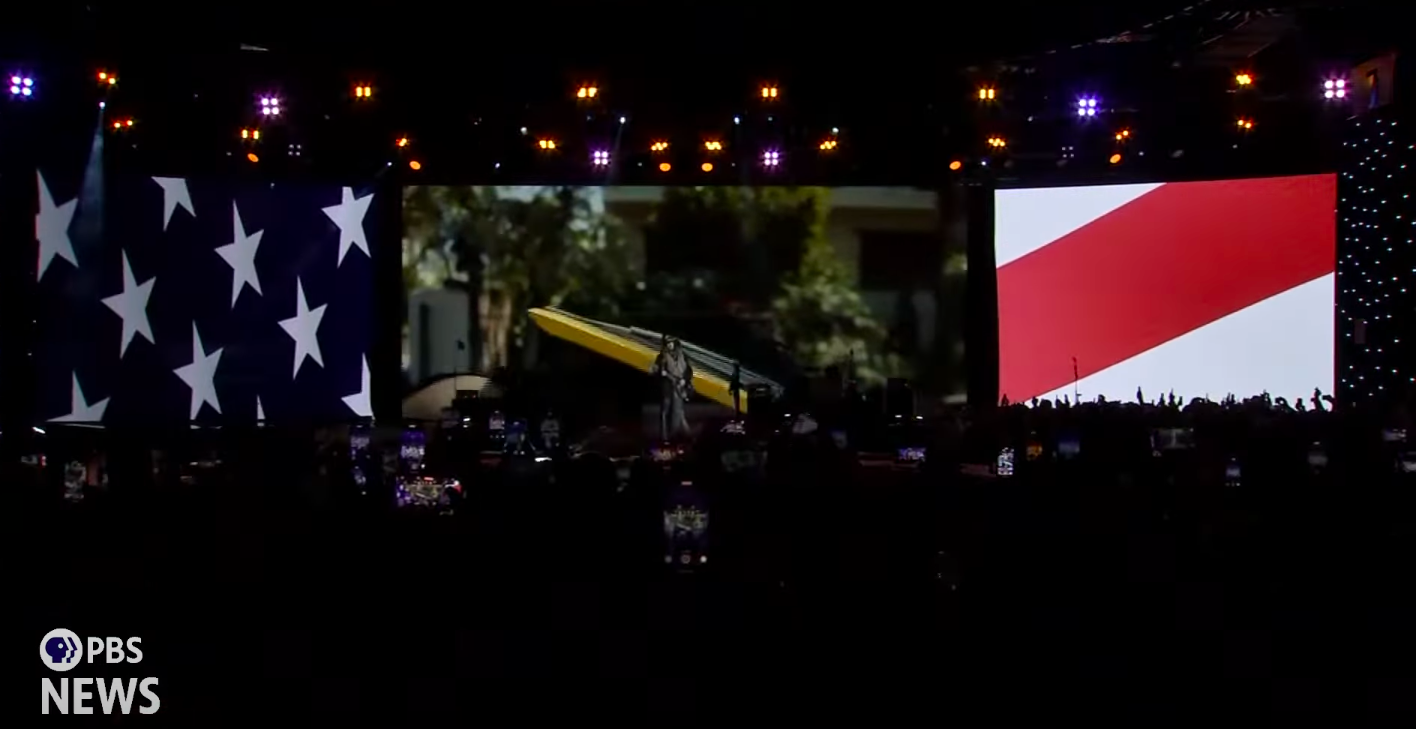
<box><xmin>1114</xmin><ymin>129</ymin><xmax>1131</xmax><ymax>142</ymax></box>
<box><xmin>1234</xmin><ymin>73</ymin><xmax>1253</xmax><ymax>87</ymax></box>
<box><xmin>760</xmin><ymin>85</ymin><xmax>779</xmax><ymax>100</ymax></box>
<box><xmin>247</xmin><ymin>152</ymin><xmax>260</xmax><ymax>163</ymax></box>
<box><xmin>819</xmin><ymin>138</ymin><xmax>838</xmax><ymax>151</ymax></box>
<box><xmin>97</xmin><ymin>71</ymin><xmax>117</xmax><ymax>87</ymax></box>
<box><xmin>259</xmin><ymin>96</ymin><xmax>282</xmax><ymax>117</ymax></box>
<box><xmin>537</xmin><ymin>138</ymin><xmax>557</xmax><ymax>150</ymax></box>
<box><xmin>986</xmin><ymin>136</ymin><xmax>1006</xmax><ymax>149</ymax></box>
<box><xmin>701</xmin><ymin>162</ymin><xmax>714</xmax><ymax>172</ymax></box>
<box><xmin>1076</xmin><ymin>97</ymin><xmax>1098</xmax><ymax>117</ymax></box>
<box><xmin>288</xmin><ymin>143</ymin><xmax>302</xmax><ymax>158</ymax></box>
<box><xmin>591</xmin><ymin>149</ymin><xmax>610</xmax><ymax>167</ymax></box>
<box><xmin>396</xmin><ymin>136</ymin><xmax>409</xmax><ymax>148</ymax></box>
<box><xmin>761</xmin><ymin>150</ymin><xmax>780</xmax><ymax>168</ymax></box>
<box><xmin>1236</xmin><ymin>117</ymin><xmax>1254</xmax><ymax>130</ymax></box>
<box><xmin>9</xmin><ymin>75</ymin><xmax>34</xmax><ymax>98</ymax></box>
<box><xmin>703</xmin><ymin>140</ymin><xmax>723</xmax><ymax>152</ymax></box>
<box><xmin>978</xmin><ymin>86</ymin><xmax>996</xmax><ymax>101</ymax></box>
<box><xmin>353</xmin><ymin>84</ymin><xmax>373</xmax><ymax>99</ymax></box>
<box><xmin>576</xmin><ymin>85</ymin><xmax>598</xmax><ymax>100</ymax></box>
<box><xmin>240</xmin><ymin>128</ymin><xmax>261</xmax><ymax>141</ymax></box>
<box><xmin>658</xmin><ymin>162</ymin><xmax>672</xmax><ymax>172</ymax></box>
<box><xmin>409</xmin><ymin>160</ymin><xmax>422</xmax><ymax>171</ymax></box>
<box><xmin>1323</xmin><ymin>78</ymin><xmax>1347</xmax><ymax>100</ymax></box>
<box><xmin>949</xmin><ymin>160</ymin><xmax>963</xmax><ymax>171</ymax></box>
<box><xmin>111</xmin><ymin>118</ymin><xmax>134</xmax><ymax>130</ymax></box>
<box><xmin>650</xmin><ymin>141</ymin><xmax>669</xmax><ymax>152</ymax></box>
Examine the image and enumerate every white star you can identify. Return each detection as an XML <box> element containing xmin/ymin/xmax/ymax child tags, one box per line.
<box><xmin>321</xmin><ymin>186</ymin><xmax>374</xmax><ymax>266</ymax></box>
<box><xmin>278</xmin><ymin>278</ymin><xmax>327</xmax><ymax>378</ymax></box>
<box><xmin>151</xmin><ymin>176</ymin><xmax>195</xmax><ymax>231</ymax></box>
<box><xmin>173</xmin><ymin>322</ymin><xmax>224</xmax><ymax>419</ymax></box>
<box><xmin>341</xmin><ymin>355</ymin><xmax>374</xmax><ymax>418</ymax></box>
<box><xmin>36</xmin><ymin>170</ymin><xmax>78</xmax><ymax>280</ymax></box>
<box><xmin>256</xmin><ymin>396</ymin><xmax>266</xmax><ymax>422</ymax></box>
<box><xmin>50</xmin><ymin>372</ymin><xmax>109</xmax><ymax>423</ymax></box>
<box><xmin>100</xmin><ymin>250</ymin><xmax>156</xmax><ymax>358</ymax></box>
<box><xmin>215</xmin><ymin>202</ymin><xmax>263</xmax><ymax>307</ymax></box>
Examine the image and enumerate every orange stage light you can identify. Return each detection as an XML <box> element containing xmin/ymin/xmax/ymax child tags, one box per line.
<box><xmin>701</xmin><ymin>162</ymin><xmax>714</xmax><ymax>172</ymax></box>
<box><xmin>659</xmin><ymin>162</ymin><xmax>671</xmax><ymax>172</ymax></box>
<box><xmin>247</xmin><ymin>153</ymin><xmax>259</xmax><ymax>163</ymax></box>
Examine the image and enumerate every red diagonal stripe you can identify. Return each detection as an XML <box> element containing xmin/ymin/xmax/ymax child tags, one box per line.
<box><xmin>998</xmin><ymin>174</ymin><xmax>1336</xmax><ymax>401</ymax></box>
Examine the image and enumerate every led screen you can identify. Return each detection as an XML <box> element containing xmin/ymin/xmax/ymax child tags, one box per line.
<box><xmin>402</xmin><ymin>186</ymin><xmax>963</xmax><ymax>397</ymax></box>
<box><xmin>994</xmin><ymin>174</ymin><xmax>1336</xmax><ymax>403</ymax></box>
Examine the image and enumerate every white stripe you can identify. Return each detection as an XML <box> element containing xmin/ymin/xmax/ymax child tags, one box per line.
<box><xmin>994</xmin><ymin>183</ymin><xmax>1164</xmax><ymax>267</ymax></box>
<box><xmin>1035</xmin><ymin>274</ymin><xmax>1334</xmax><ymax>403</ymax></box>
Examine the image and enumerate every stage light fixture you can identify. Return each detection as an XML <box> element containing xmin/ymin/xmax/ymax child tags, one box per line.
<box><xmin>354</xmin><ymin>84</ymin><xmax>373</xmax><ymax>99</ymax></box>
<box><xmin>1236</xmin><ymin>117</ymin><xmax>1254</xmax><ymax>130</ymax></box>
<box><xmin>1323</xmin><ymin>78</ymin><xmax>1346</xmax><ymax>99</ymax></box>
<box><xmin>9</xmin><ymin>75</ymin><xmax>34</xmax><ymax>97</ymax></box>
<box><xmin>259</xmin><ymin>96</ymin><xmax>281</xmax><ymax>116</ymax></box>
<box><xmin>576</xmin><ymin>85</ymin><xmax>598</xmax><ymax>99</ymax></box>
<box><xmin>1076</xmin><ymin>97</ymin><xmax>1098</xmax><ymax>117</ymax></box>
<box><xmin>978</xmin><ymin>87</ymin><xmax>996</xmax><ymax>100</ymax></box>
<box><xmin>591</xmin><ymin>149</ymin><xmax>610</xmax><ymax>167</ymax></box>
<box><xmin>650</xmin><ymin>141</ymin><xmax>669</xmax><ymax>152</ymax></box>
<box><xmin>537</xmin><ymin>139</ymin><xmax>557</xmax><ymax>150</ymax></box>
<box><xmin>111</xmin><ymin>118</ymin><xmax>134</xmax><ymax>130</ymax></box>
<box><xmin>97</xmin><ymin>71</ymin><xmax>116</xmax><ymax>86</ymax></box>
<box><xmin>658</xmin><ymin>162</ymin><xmax>672</xmax><ymax>172</ymax></box>
<box><xmin>949</xmin><ymin>160</ymin><xmax>963</xmax><ymax>171</ymax></box>
<box><xmin>701</xmin><ymin>162</ymin><xmax>714</xmax><ymax>172</ymax></box>
<box><xmin>704</xmin><ymin>140</ymin><xmax>722</xmax><ymax>151</ymax></box>
<box><xmin>986</xmin><ymin>136</ymin><xmax>1006</xmax><ymax>148</ymax></box>
<box><xmin>760</xmin><ymin>85</ymin><xmax>779</xmax><ymax>99</ymax></box>
<box><xmin>1235</xmin><ymin>73</ymin><xmax>1253</xmax><ymax>87</ymax></box>
<box><xmin>819</xmin><ymin>139</ymin><xmax>838</xmax><ymax>151</ymax></box>
<box><xmin>247</xmin><ymin>152</ymin><xmax>260</xmax><ymax>163</ymax></box>
<box><xmin>396</xmin><ymin>136</ymin><xmax>409</xmax><ymax>148</ymax></box>
<box><xmin>761</xmin><ymin>150</ymin><xmax>780</xmax><ymax>168</ymax></box>
<box><xmin>409</xmin><ymin>160</ymin><xmax>422</xmax><ymax>171</ymax></box>
<box><xmin>1109</xmin><ymin>153</ymin><xmax>1123</xmax><ymax>165</ymax></box>
<box><xmin>1114</xmin><ymin>129</ymin><xmax>1131</xmax><ymax>141</ymax></box>
<box><xmin>240</xmin><ymin>128</ymin><xmax>261</xmax><ymax>141</ymax></box>
<box><xmin>288</xmin><ymin>143</ymin><xmax>302</xmax><ymax>158</ymax></box>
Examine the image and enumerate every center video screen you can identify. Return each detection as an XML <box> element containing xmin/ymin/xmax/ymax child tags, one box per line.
<box><xmin>994</xmin><ymin>174</ymin><xmax>1337</xmax><ymax>403</ymax></box>
<box><xmin>401</xmin><ymin>186</ymin><xmax>965</xmax><ymax>408</ymax></box>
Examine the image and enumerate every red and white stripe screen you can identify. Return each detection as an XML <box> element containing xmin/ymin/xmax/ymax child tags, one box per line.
<box><xmin>995</xmin><ymin>174</ymin><xmax>1336</xmax><ymax>403</ymax></box>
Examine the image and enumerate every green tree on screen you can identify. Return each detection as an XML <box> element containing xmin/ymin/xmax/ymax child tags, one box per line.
<box><xmin>402</xmin><ymin>186</ymin><xmax>635</xmax><ymax>371</ymax></box>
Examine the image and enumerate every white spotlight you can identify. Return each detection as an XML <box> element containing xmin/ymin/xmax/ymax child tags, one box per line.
<box><xmin>1323</xmin><ymin>78</ymin><xmax>1346</xmax><ymax>100</ymax></box>
<box><xmin>761</xmin><ymin>150</ymin><xmax>780</xmax><ymax>168</ymax></box>
<box><xmin>259</xmin><ymin>96</ymin><xmax>282</xmax><ymax>116</ymax></box>
<box><xmin>9</xmin><ymin>75</ymin><xmax>34</xmax><ymax>97</ymax></box>
<box><xmin>591</xmin><ymin>149</ymin><xmax>610</xmax><ymax>167</ymax></box>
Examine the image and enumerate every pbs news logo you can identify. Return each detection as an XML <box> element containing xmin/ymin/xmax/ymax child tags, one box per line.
<box><xmin>39</xmin><ymin>629</ymin><xmax>160</xmax><ymax>715</ymax></box>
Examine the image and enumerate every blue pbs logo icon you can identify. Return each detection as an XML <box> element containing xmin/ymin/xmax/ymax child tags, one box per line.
<box><xmin>40</xmin><ymin>629</ymin><xmax>83</xmax><ymax>672</ymax></box>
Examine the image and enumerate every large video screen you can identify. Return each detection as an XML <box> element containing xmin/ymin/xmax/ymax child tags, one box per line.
<box><xmin>35</xmin><ymin>173</ymin><xmax>379</xmax><ymax>424</ymax></box>
<box><xmin>402</xmin><ymin>186</ymin><xmax>962</xmax><ymax>398</ymax></box>
<box><xmin>994</xmin><ymin>175</ymin><xmax>1336</xmax><ymax>403</ymax></box>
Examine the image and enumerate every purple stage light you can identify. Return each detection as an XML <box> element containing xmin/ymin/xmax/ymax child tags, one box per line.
<box><xmin>1076</xmin><ymin>97</ymin><xmax>1098</xmax><ymax>117</ymax></box>
<box><xmin>1323</xmin><ymin>78</ymin><xmax>1346</xmax><ymax>100</ymax></box>
<box><xmin>259</xmin><ymin>96</ymin><xmax>282</xmax><ymax>116</ymax></box>
<box><xmin>9</xmin><ymin>75</ymin><xmax>34</xmax><ymax>97</ymax></box>
<box><xmin>761</xmin><ymin>150</ymin><xmax>780</xmax><ymax>167</ymax></box>
<box><xmin>591</xmin><ymin>149</ymin><xmax>610</xmax><ymax>167</ymax></box>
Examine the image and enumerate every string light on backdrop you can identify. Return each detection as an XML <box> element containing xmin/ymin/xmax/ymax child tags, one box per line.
<box><xmin>1324</xmin><ymin>78</ymin><xmax>1347</xmax><ymax>100</ymax></box>
<box><xmin>1077</xmin><ymin>97</ymin><xmax>1099</xmax><ymax>117</ymax></box>
<box><xmin>591</xmin><ymin>149</ymin><xmax>610</xmax><ymax>167</ymax></box>
<box><xmin>97</xmin><ymin>71</ymin><xmax>117</xmax><ymax>87</ymax></box>
<box><xmin>9</xmin><ymin>74</ymin><xmax>34</xmax><ymax>97</ymax></box>
<box><xmin>259</xmin><ymin>96</ymin><xmax>282</xmax><ymax>116</ymax></box>
<box><xmin>1338</xmin><ymin>115</ymin><xmax>1414</xmax><ymax>399</ymax></box>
